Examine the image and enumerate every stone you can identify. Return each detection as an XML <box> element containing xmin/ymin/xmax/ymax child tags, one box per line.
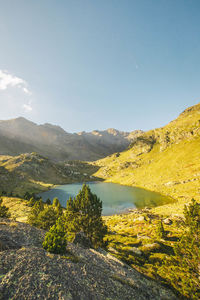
<box><xmin>129</xmin><ymin>247</ymin><xmax>143</xmax><ymax>256</ymax></box>
<box><xmin>163</xmin><ymin>218</ymin><xmax>173</xmax><ymax>225</ymax></box>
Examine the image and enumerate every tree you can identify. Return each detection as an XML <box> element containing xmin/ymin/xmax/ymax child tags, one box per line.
<box><xmin>27</xmin><ymin>197</ymin><xmax>36</xmax><ymax>207</ymax></box>
<box><xmin>158</xmin><ymin>199</ymin><xmax>200</xmax><ymax>299</ymax></box>
<box><xmin>53</xmin><ymin>197</ymin><xmax>63</xmax><ymax>217</ymax></box>
<box><xmin>0</xmin><ymin>197</ymin><xmax>11</xmax><ymax>218</ymax></box>
<box><xmin>46</xmin><ymin>198</ymin><xmax>51</xmax><ymax>205</ymax></box>
<box><xmin>63</xmin><ymin>184</ymin><xmax>107</xmax><ymax>248</ymax></box>
<box><xmin>157</xmin><ymin>220</ymin><xmax>166</xmax><ymax>239</ymax></box>
<box><xmin>28</xmin><ymin>199</ymin><xmax>44</xmax><ymax>226</ymax></box>
<box><xmin>43</xmin><ymin>218</ymin><xmax>67</xmax><ymax>254</ymax></box>
<box><xmin>36</xmin><ymin>206</ymin><xmax>58</xmax><ymax>230</ymax></box>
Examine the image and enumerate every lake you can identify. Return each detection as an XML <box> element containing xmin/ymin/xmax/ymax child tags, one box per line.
<box><xmin>38</xmin><ymin>182</ymin><xmax>174</xmax><ymax>215</ymax></box>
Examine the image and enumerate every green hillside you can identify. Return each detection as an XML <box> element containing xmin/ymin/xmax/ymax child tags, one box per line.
<box><xmin>93</xmin><ymin>103</ymin><xmax>200</xmax><ymax>215</ymax></box>
<box><xmin>0</xmin><ymin>153</ymin><xmax>100</xmax><ymax>196</ymax></box>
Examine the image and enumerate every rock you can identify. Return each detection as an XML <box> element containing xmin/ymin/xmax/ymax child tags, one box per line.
<box><xmin>0</xmin><ymin>220</ymin><xmax>177</xmax><ymax>300</ymax></box>
<box><xmin>163</xmin><ymin>218</ymin><xmax>173</xmax><ymax>225</ymax></box>
<box><xmin>72</xmin><ymin>232</ymin><xmax>92</xmax><ymax>248</ymax></box>
<box><xmin>136</xmin><ymin>215</ymin><xmax>146</xmax><ymax>221</ymax></box>
<box><xmin>129</xmin><ymin>247</ymin><xmax>143</xmax><ymax>256</ymax></box>
<box><xmin>108</xmin><ymin>247</ymin><xmax>118</xmax><ymax>254</ymax></box>
<box><xmin>141</xmin><ymin>243</ymin><xmax>161</xmax><ymax>253</ymax></box>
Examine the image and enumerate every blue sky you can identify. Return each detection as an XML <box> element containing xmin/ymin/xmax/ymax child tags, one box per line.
<box><xmin>0</xmin><ymin>0</ymin><xmax>200</xmax><ymax>132</ymax></box>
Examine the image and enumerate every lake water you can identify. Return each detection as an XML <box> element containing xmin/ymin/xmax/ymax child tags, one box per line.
<box><xmin>38</xmin><ymin>182</ymin><xmax>174</xmax><ymax>215</ymax></box>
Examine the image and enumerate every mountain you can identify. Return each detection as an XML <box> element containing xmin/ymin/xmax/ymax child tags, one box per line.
<box><xmin>0</xmin><ymin>218</ymin><xmax>176</xmax><ymax>300</ymax></box>
<box><xmin>0</xmin><ymin>152</ymin><xmax>101</xmax><ymax>195</ymax></box>
<box><xmin>0</xmin><ymin>117</ymin><xmax>143</xmax><ymax>161</ymax></box>
<box><xmin>92</xmin><ymin>103</ymin><xmax>200</xmax><ymax>213</ymax></box>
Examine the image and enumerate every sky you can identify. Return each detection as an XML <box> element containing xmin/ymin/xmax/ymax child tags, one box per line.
<box><xmin>0</xmin><ymin>0</ymin><xmax>200</xmax><ymax>133</ymax></box>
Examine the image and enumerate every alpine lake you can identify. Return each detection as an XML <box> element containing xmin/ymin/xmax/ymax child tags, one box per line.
<box><xmin>38</xmin><ymin>182</ymin><xmax>174</xmax><ymax>216</ymax></box>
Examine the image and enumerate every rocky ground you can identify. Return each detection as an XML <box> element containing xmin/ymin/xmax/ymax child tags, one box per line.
<box><xmin>0</xmin><ymin>218</ymin><xmax>177</xmax><ymax>300</ymax></box>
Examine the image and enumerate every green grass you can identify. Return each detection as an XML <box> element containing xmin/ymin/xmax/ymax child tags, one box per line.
<box><xmin>92</xmin><ymin>103</ymin><xmax>200</xmax><ymax>215</ymax></box>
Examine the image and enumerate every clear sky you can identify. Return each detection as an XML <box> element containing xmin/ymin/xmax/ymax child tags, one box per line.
<box><xmin>0</xmin><ymin>0</ymin><xmax>200</xmax><ymax>133</ymax></box>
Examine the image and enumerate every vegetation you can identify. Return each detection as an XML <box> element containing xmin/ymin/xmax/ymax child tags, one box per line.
<box><xmin>43</xmin><ymin>218</ymin><xmax>67</xmax><ymax>254</ymax></box>
<box><xmin>104</xmin><ymin>199</ymin><xmax>200</xmax><ymax>299</ymax></box>
<box><xmin>158</xmin><ymin>200</ymin><xmax>200</xmax><ymax>299</ymax></box>
<box><xmin>0</xmin><ymin>153</ymin><xmax>100</xmax><ymax>196</ymax></box>
<box><xmin>92</xmin><ymin>103</ymin><xmax>200</xmax><ymax>215</ymax></box>
<box><xmin>42</xmin><ymin>185</ymin><xmax>107</xmax><ymax>253</ymax></box>
<box><xmin>28</xmin><ymin>198</ymin><xmax>63</xmax><ymax>230</ymax></box>
<box><xmin>0</xmin><ymin>197</ymin><xmax>11</xmax><ymax>218</ymax></box>
<box><xmin>62</xmin><ymin>184</ymin><xmax>107</xmax><ymax>248</ymax></box>
<box><xmin>157</xmin><ymin>220</ymin><xmax>166</xmax><ymax>239</ymax></box>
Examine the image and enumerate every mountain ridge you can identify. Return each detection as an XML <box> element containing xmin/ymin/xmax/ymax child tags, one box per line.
<box><xmin>0</xmin><ymin>117</ymin><xmax>143</xmax><ymax>161</ymax></box>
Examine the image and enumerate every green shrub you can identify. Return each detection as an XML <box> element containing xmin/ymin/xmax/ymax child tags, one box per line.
<box><xmin>43</xmin><ymin>218</ymin><xmax>67</xmax><ymax>254</ymax></box>
<box><xmin>158</xmin><ymin>199</ymin><xmax>200</xmax><ymax>299</ymax></box>
<box><xmin>156</xmin><ymin>220</ymin><xmax>166</xmax><ymax>239</ymax></box>
<box><xmin>0</xmin><ymin>198</ymin><xmax>11</xmax><ymax>218</ymax></box>
<box><xmin>63</xmin><ymin>184</ymin><xmax>107</xmax><ymax>248</ymax></box>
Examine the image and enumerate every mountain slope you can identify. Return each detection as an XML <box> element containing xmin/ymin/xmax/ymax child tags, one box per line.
<box><xmin>0</xmin><ymin>219</ymin><xmax>176</xmax><ymax>300</ymax></box>
<box><xmin>92</xmin><ymin>103</ymin><xmax>200</xmax><ymax>213</ymax></box>
<box><xmin>0</xmin><ymin>152</ymin><xmax>100</xmax><ymax>195</ymax></box>
<box><xmin>0</xmin><ymin>117</ymin><xmax>142</xmax><ymax>161</ymax></box>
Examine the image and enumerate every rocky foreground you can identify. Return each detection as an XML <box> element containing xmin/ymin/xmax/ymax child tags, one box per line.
<box><xmin>0</xmin><ymin>219</ymin><xmax>177</xmax><ymax>300</ymax></box>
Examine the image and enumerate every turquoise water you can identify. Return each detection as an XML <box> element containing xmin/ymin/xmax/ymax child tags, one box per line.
<box><xmin>38</xmin><ymin>182</ymin><xmax>173</xmax><ymax>216</ymax></box>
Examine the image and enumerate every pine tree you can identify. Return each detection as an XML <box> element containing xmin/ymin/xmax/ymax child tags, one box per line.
<box><xmin>53</xmin><ymin>197</ymin><xmax>63</xmax><ymax>217</ymax></box>
<box><xmin>0</xmin><ymin>197</ymin><xmax>11</xmax><ymax>218</ymax></box>
<box><xmin>43</xmin><ymin>218</ymin><xmax>67</xmax><ymax>254</ymax></box>
<box><xmin>63</xmin><ymin>184</ymin><xmax>107</xmax><ymax>248</ymax></box>
<box><xmin>28</xmin><ymin>199</ymin><xmax>44</xmax><ymax>226</ymax></box>
<box><xmin>157</xmin><ymin>220</ymin><xmax>166</xmax><ymax>239</ymax></box>
<box><xmin>158</xmin><ymin>199</ymin><xmax>200</xmax><ymax>299</ymax></box>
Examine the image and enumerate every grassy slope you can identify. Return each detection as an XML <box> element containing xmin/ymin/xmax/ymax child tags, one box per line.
<box><xmin>93</xmin><ymin>103</ymin><xmax>200</xmax><ymax>215</ymax></box>
<box><xmin>0</xmin><ymin>153</ymin><xmax>101</xmax><ymax>196</ymax></box>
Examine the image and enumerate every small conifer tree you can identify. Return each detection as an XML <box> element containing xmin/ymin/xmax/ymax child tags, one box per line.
<box><xmin>43</xmin><ymin>218</ymin><xmax>67</xmax><ymax>254</ymax></box>
<box><xmin>157</xmin><ymin>220</ymin><xmax>166</xmax><ymax>239</ymax></box>
<box><xmin>0</xmin><ymin>197</ymin><xmax>11</xmax><ymax>218</ymax></box>
<box><xmin>63</xmin><ymin>184</ymin><xmax>107</xmax><ymax>248</ymax></box>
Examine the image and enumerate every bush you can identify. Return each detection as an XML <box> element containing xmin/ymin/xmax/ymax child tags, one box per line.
<box><xmin>63</xmin><ymin>184</ymin><xmax>107</xmax><ymax>248</ymax></box>
<box><xmin>0</xmin><ymin>198</ymin><xmax>11</xmax><ymax>218</ymax></box>
<box><xmin>158</xmin><ymin>199</ymin><xmax>200</xmax><ymax>299</ymax></box>
<box><xmin>36</xmin><ymin>207</ymin><xmax>58</xmax><ymax>230</ymax></box>
<box><xmin>156</xmin><ymin>220</ymin><xmax>166</xmax><ymax>239</ymax></box>
<box><xmin>43</xmin><ymin>218</ymin><xmax>67</xmax><ymax>254</ymax></box>
<box><xmin>28</xmin><ymin>198</ymin><xmax>63</xmax><ymax>230</ymax></box>
<box><xmin>28</xmin><ymin>199</ymin><xmax>44</xmax><ymax>226</ymax></box>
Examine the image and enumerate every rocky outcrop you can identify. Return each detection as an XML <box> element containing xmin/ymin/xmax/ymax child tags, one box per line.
<box><xmin>0</xmin><ymin>219</ymin><xmax>177</xmax><ymax>300</ymax></box>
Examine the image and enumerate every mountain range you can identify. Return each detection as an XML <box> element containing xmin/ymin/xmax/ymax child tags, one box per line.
<box><xmin>0</xmin><ymin>117</ymin><xmax>142</xmax><ymax>161</ymax></box>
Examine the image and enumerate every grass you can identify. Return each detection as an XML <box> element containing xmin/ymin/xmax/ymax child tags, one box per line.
<box><xmin>92</xmin><ymin>103</ymin><xmax>200</xmax><ymax>215</ymax></box>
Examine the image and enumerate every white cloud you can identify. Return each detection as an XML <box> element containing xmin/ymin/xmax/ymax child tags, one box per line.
<box><xmin>0</xmin><ymin>70</ymin><xmax>31</xmax><ymax>95</ymax></box>
<box><xmin>23</xmin><ymin>100</ymin><xmax>33</xmax><ymax>112</ymax></box>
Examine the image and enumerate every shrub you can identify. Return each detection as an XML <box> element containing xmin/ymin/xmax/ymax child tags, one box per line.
<box><xmin>28</xmin><ymin>199</ymin><xmax>44</xmax><ymax>226</ymax></box>
<box><xmin>63</xmin><ymin>184</ymin><xmax>107</xmax><ymax>248</ymax></box>
<box><xmin>36</xmin><ymin>206</ymin><xmax>58</xmax><ymax>230</ymax></box>
<box><xmin>0</xmin><ymin>198</ymin><xmax>11</xmax><ymax>218</ymax></box>
<box><xmin>43</xmin><ymin>218</ymin><xmax>67</xmax><ymax>254</ymax></box>
<box><xmin>158</xmin><ymin>199</ymin><xmax>200</xmax><ymax>299</ymax></box>
<box><xmin>156</xmin><ymin>220</ymin><xmax>166</xmax><ymax>239</ymax></box>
